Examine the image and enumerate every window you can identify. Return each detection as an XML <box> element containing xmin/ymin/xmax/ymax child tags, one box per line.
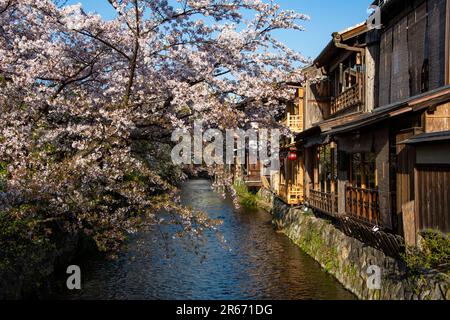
<box><xmin>315</xmin><ymin>144</ymin><xmax>336</xmax><ymax>193</ymax></box>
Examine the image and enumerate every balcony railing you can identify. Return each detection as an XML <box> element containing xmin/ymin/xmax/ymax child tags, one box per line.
<box><xmin>243</xmin><ymin>174</ymin><xmax>262</xmax><ymax>187</ymax></box>
<box><xmin>261</xmin><ymin>175</ymin><xmax>270</xmax><ymax>189</ymax></box>
<box><xmin>279</xmin><ymin>183</ymin><xmax>303</xmax><ymax>205</ymax></box>
<box><xmin>345</xmin><ymin>185</ymin><xmax>381</xmax><ymax>225</ymax></box>
<box><xmin>284</xmin><ymin>114</ymin><xmax>303</xmax><ymax>133</ymax></box>
<box><xmin>308</xmin><ymin>189</ymin><xmax>338</xmax><ymax>215</ymax></box>
<box><xmin>330</xmin><ymin>84</ymin><xmax>363</xmax><ymax>116</ymax></box>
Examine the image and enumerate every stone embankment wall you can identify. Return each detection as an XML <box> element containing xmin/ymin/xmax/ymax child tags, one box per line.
<box><xmin>264</xmin><ymin>189</ymin><xmax>449</xmax><ymax>300</ymax></box>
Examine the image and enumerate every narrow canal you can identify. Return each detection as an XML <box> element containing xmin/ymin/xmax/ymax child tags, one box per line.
<box><xmin>60</xmin><ymin>179</ymin><xmax>355</xmax><ymax>300</ymax></box>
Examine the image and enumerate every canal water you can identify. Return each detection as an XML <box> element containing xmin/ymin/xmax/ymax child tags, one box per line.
<box><xmin>60</xmin><ymin>179</ymin><xmax>355</xmax><ymax>300</ymax></box>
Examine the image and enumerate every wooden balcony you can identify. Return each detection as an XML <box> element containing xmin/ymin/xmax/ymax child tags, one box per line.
<box><xmin>345</xmin><ymin>185</ymin><xmax>381</xmax><ymax>226</ymax></box>
<box><xmin>279</xmin><ymin>183</ymin><xmax>303</xmax><ymax>205</ymax></box>
<box><xmin>308</xmin><ymin>189</ymin><xmax>338</xmax><ymax>216</ymax></box>
<box><xmin>284</xmin><ymin>114</ymin><xmax>303</xmax><ymax>133</ymax></box>
<box><xmin>330</xmin><ymin>84</ymin><xmax>363</xmax><ymax>116</ymax></box>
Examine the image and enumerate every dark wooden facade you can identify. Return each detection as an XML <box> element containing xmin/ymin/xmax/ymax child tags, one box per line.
<box><xmin>404</xmin><ymin>132</ymin><xmax>450</xmax><ymax>234</ymax></box>
<box><xmin>378</xmin><ymin>0</ymin><xmax>448</xmax><ymax>106</ymax></box>
<box><xmin>416</xmin><ymin>165</ymin><xmax>450</xmax><ymax>233</ymax></box>
<box><xmin>293</xmin><ymin>0</ymin><xmax>450</xmax><ymax>245</ymax></box>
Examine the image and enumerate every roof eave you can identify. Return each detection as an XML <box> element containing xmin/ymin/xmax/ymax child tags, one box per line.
<box><xmin>401</xmin><ymin>131</ymin><xmax>450</xmax><ymax>145</ymax></box>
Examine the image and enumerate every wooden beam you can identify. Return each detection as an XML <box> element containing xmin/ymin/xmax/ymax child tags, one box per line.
<box><xmin>446</xmin><ymin>0</ymin><xmax>450</xmax><ymax>85</ymax></box>
<box><xmin>402</xmin><ymin>201</ymin><xmax>417</xmax><ymax>247</ymax></box>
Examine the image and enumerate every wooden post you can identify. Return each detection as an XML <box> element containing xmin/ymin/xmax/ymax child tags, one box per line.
<box><xmin>337</xmin><ymin>150</ymin><xmax>349</xmax><ymax>215</ymax></box>
<box><xmin>402</xmin><ymin>201</ymin><xmax>417</xmax><ymax>247</ymax></box>
<box><xmin>298</xmin><ymin>87</ymin><xmax>305</xmax><ymax>132</ymax></box>
<box><xmin>376</xmin><ymin>127</ymin><xmax>392</xmax><ymax>229</ymax></box>
<box><xmin>299</xmin><ymin>155</ymin><xmax>305</xmax><ymax>201</ymax></box>
<box><xmin>314</xmin><ymin>147</ymin><xmax>319</xmax><ymax>191</ymax></box>
<box><xmin>331</xmin><ymin>149</ymin><xmax>335</xmax><ymax>193</ymax></box>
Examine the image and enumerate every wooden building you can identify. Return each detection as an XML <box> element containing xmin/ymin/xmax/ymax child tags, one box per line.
<box><xmin>299</xmin><ymin>21</ymin><xmax>375</xmax><ymax>217</ymax></box>
<box><xmin>402</xmin><ymin>131</ymin><xmax>450</xmax><ymax>240</ymax></box>
<box><xmin>332</xmin><ymin>0</ymin><xmax>449</xmax><ymax>237</ymax></box>
<box><xmin>285</xmin><ymin>0</ymin><xmax>450</xmax><ymax>246</ymax></box>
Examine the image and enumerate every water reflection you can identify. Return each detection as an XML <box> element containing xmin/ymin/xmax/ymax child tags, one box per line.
<box><xmin>60</xmin><ymin>179</ymin><xmax>355</xmax><ymax>300</ymax></box>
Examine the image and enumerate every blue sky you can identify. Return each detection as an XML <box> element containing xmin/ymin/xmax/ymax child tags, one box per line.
<box><xmin>65</xmin><ymin>0</ymin><xmax>373</xmax><ymax>60</ymax></box>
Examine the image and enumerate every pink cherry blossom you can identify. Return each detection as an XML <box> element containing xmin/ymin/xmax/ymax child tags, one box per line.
<box><xmin>0</xmin><ymin>0</ymin><xmax>308</xmax><ymax>252</ymax></box>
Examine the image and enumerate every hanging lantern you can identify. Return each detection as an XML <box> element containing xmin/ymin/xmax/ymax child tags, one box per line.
<box><xmin>288</xmin><ymin>152</ymin><xmax>297</xmax><ymax>161</ymax></box>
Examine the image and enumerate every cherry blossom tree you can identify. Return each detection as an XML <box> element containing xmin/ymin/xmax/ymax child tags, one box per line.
<box><xmin>0</xmin><ymin>0</ymin><xmax>308</xmax><ymax>253</ymax></box>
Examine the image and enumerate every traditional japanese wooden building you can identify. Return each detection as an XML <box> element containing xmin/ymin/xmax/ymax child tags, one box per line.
<box><xmin>278</xmin><ymin>86</ymin><xmax>305</xmax><ymax>205</ymax></box>
<box><xmin>299</xmin><ymin>21</ymin><xmax>376</xmax><ymax>216</ymax></box>
<box><xmin>328</xmin><ymin>0</ymin><xmax>450</xmax><ymax>241</ymax></box>
<box><xmin>401</xmin><ymin>131</ymin><xmax>450</xmax><ymax>240</ymax></box>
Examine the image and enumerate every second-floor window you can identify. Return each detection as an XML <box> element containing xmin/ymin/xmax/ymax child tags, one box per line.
<box><xmin>327</xmin><ymin>53</ymin><xmax>364</xmax><ymax>117</ymax></box>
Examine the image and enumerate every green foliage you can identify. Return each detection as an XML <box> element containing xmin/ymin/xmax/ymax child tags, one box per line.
<box><xmin>0</xmin><ymin>161</ymin><xmax>7</xmax><ymax>192</ymax></box>
<box><xmin>123</xmin><ymin>171</ymin><xmax>147</xmax><ymax>186</ymax></box>
<box><xmin>343</xmin><ymin>262</ymin><xmax>358</xmax><ymax>278</ymax></box>
<box><xmin>296</xmin><ymin>222</ymin><xmax>339</xmax><ymax>274</ymax></box>
<box><xmin>402</xmin><ymin>230</ymin><xmax>450</xmax><ymax>276</ymax></box>
<box><xmin>233</xmin><ymin>182</ymin><xmax>261</xmax><ymax>208</ymax></box>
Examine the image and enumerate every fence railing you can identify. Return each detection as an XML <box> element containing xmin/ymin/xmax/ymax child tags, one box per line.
<box><xmin>308</xmin><ymin>189</ymin><xmax>338</xmax><ymax>215</ymax></box>
<box><xmin>345</xmin><ymin>185</ymin><xmax>381</xmax><ymax>225</ymax></box>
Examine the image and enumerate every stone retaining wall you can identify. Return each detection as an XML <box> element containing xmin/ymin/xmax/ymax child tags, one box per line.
<box><xmin>269</xmin><ymin>193</ymin><xmax>449</xmax><ymax>300</ymax></box>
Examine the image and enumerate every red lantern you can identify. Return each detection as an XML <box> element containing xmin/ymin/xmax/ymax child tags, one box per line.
<box><xmin>288</xmin><ymin>152</ymin><xmax>297</xmax><ymax>161</ymax></box>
